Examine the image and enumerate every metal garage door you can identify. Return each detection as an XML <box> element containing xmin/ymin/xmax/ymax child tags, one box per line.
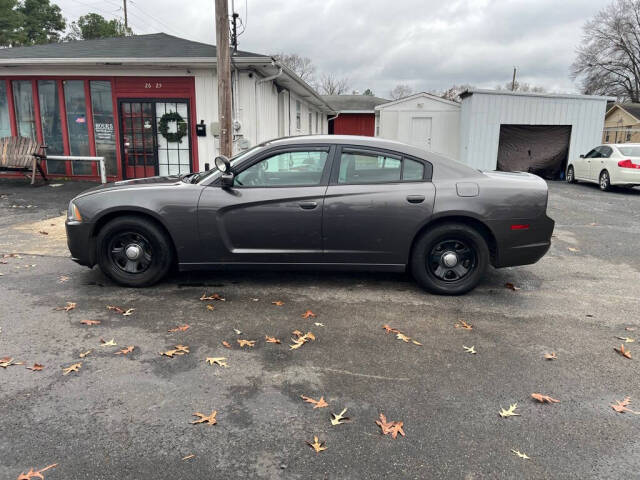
<box><xmin>497</xmin><ymin>125</ymin><xmax>571</xmax><ymax>179</ymax></box>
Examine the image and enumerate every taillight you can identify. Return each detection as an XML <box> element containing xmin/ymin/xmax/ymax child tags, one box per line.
<box><xmin>511</xmin><ymin>224</ymin><xmax>530</xmax><ymax>230</ymax></box>
<box><xmin>618</xmin><ymin>159</ymin><xmax>640</xmax><ymax>169</ymax></box>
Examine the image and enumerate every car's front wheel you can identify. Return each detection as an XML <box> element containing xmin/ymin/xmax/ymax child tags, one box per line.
<box><xmin>411</xmin><ymin>223</ymin><xmax>489</xmax><ymax>295</ymax></box>
<box><xmin>566</xmin><ymin>165</ymin><xmax>576</xmax><ymax>183</ymax></box>
<box><xmin>96</xmin><ymin>215</ymin><xmax>173</xmax><ymax>287</ymax></box>
<box><xmin>599</xmin><ymin>170</ymin><xmax>611</xmax><ymax>191</ymax></box>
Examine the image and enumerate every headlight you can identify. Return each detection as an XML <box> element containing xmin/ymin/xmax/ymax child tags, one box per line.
<box><xmin>67</xmin><ymin>201</ymin><xmax>83</xmax><ymax>222</ymax></box>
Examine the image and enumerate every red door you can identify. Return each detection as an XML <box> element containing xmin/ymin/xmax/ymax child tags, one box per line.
<box><xmin>120</xmin><ymin>101</ymin><xmax>157</xmax><ymax>178</ymax></box>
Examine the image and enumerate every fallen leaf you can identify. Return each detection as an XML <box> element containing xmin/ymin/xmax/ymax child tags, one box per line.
<box><xmin>454</xmin><ymin>320</ymin><xmax>473</xmax><ymax>330</ymax></box>
<box><xmin>301</xmin><ymin>395</ymin><xmax>329</xmax><ymax>409</ymax></box>
<box><xmin>115</xmin><ymin>346</ymin><xmax>134</xmax><ymax>355</ymax></box>
<box><xmin>330</xmin><ymin>408</ymin><xmax>350</xmax><ymax>426</ymax></box>
<box><xmin>396</xmin><ymin>333</ymin><xmax>411</xmax><ymax>343</ymax></box>
<box><xmin>568</xmin><ymin>247</ymin><xmax>580</xmax><ymax>252</ymax></box>
<box><xmin>191</xmin><ymin>411</ymin><xmax>217</xmax><ymax>425</ymax></box>
<box><xmin>222</xmin><ymin>341</ymin><xmax>231</xmax><ymax>349</ymax></box>
<box><xmin>412</xmin><ymin>340</ymin><xmax>423</xmax><ymax>346</ymax></box>
<box><xmin>382</xmin><ymin>324</ymin><xmax>401</xmax><ymax>334</ymax></box>
<box><xmin>543</xmin><ymin>352</ymin><xmax>557</xmax><ymax>360</ymax></box>
<box><xmin>301</xmin><ymin>310</ymin><xmax>316</xmax><ymax>318</ymax></box>
<box><xmin>100</xmin><ymin>338</ymin><xmax>117</xmax><ymax>347</ymax></box>
<box><xmin>292</xmin><ymin>330</ymin><xmax>303</xmax><ymax>336</ymax></box>
<box><xmin>233</xmin><ymin>328</ymin><xmax>242</xmax><ymax>335</ymax></box>
<box><xmin>206</xmin><ymin>304</ymin><xmax>215</xmax><ymax>311</ymax></box>
<box><xmin>80</xmin><ymin>320</ymin><xmax>100</xmax><ymax>326</ymax></box>
<box><xmin>79</xmin><ymin>350</ymin><xmax>91</xmax><ymax>358</ymax></box>
<box><xmin>499</xmin><ymin>403</ymin><xmax>520</xmax><ymax>418</ymax></box>
<box><xmin>200</xmin><ymin>293</ymin><xmax>225</xmax><ymax>301</ymax></box>
<box><xmin>62</xmin><ymin>363</ymin><xmax>81</xmax><ymax>375</ymax></box>
<box><xmin>504</xmin><ymin>282</ymin><xmax>521</xmax><ymax>291</ymax></box>
<box><xmin>106</xmin><ymin>305</ymin><xmax>125</xmax><ymax>314</ymax></box>
<box><xmin>237</xmin><ymin>339</ymin><xmax>255</xmax><ymax>348</ymax></box>
<box><xmin>175</xmin><ymin>345</ymin><xmax>190</xmax><ymax>353</ymax></box>
<box><xmin>306</xmin><ymin>435</ymin><xmax>327</xmax><ymax>453</ymax></box>
<box><xmin>463</xmin><ymin>345</ymin><xmax>477</xmax><ymax>354</ymax></box>
<box><xmin>160</xmin><ymin>345</ymin><xmax>190</xmax><ymax>357</ymax></box>
<box><xmin>265</xmin><ymin>335</ymin><xmax>281</xmax><ymax>344</ymax></box>
<box><xmin>17</xmin><ymin>463</ymin><xmax>58</xmax><ymax>480</ymax></box>
<box><xmin>57</xmin><ymin>275</ymin><xmax>70</xmax><ymax>283</ymax></box>
<box><xmin>511</xmin><ymin>449</ymin><xmax>530</xmax><ymax>460</ymax></box>
<box><xmin>182</xmin><ymin>454</ymin><xmax>195</xmax><ymax>461</ymax></box>
<box><xmin>531</xmin><ymin>393</ymin><xmax>560</xmax><ymax>404</ymax></box>
<box><xmin>375</xmin><ymin>413</ymin><xmax>405</xmax><ymax>439</ymax></box>
<box><xmin>314</xmin><ymin>322</ymin><xmax>324</xmax><ymax>327</ymax></box>
<box><xmin>26</xmin><ymin>363</ymin><xmax>44</xmax><ymax>371</ymax></box>
<box><xmin>122</xmin><ymin>308</ymin><xmax>135</xmax><ymax>316</ymax></box>
<box><xmin>290</xmin><ymin>331</ymin><xmax>315</xmax><ymax>350</ymax></box>
<box><xmin>272</xmin><ymin>300</ymin><xmax>284</xmax><ymax>306</ymax></box>
<box><xmin>0</xmin><ymin>357</ymin><xmax>24</xmax><ymax>368</ymax></box>
<box><xmin>614</xmin><ymin>344</ymin><xmax>632</xmax><ymax>359</ymax></box>
<box><xmin>616</xmin><ymin>336</ymin><xmax>635</xmax><ymax>343</ymax></box>
<box><xmin>55</xmin><ymin>302</ymin><xmax>76</xmax><ymax>312</ymax></box>
<box><xmin>168</xmin><ymin>324</ymin><xmax>190</xmax><ymax>333</ymax></box>
<box><xmin>206</xmin><ymin>357</ymin><xmax>228</xmax><ymax>367</ymax></box>
<box><xmin>610</xmin><ymin>397</ymin><xmax>640</xmax><ymax>414</ymax></box>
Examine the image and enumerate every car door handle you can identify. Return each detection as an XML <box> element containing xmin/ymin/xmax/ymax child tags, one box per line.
<box><xmin>299</xmin><ymin>201</ymin><xmax>318</xmax><ymax>210</ymax></box>
<box><xmin>406</xmin><ymin>195</ymin><xmax>425</xmax><ymax>204</ymax></box>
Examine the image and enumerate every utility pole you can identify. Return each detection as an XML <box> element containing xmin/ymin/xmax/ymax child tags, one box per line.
<box><xmin>511</xmin><ymin>67</ymin><xmax>517</xmax><ymax>91</ymax></box>
<box><xmin>231</xmin><ymin>0</ymin><xmax>239</xmax><ymax>54</ymax></box>
<box><xmin>215</xmin><ymin>0</ymin><xmax>233</xmax><ymax>158</ymax></box>
<box><xmin>123</xmin><ymin>0</ymin><xmax>128</xmax><ymax>28</ymax></box>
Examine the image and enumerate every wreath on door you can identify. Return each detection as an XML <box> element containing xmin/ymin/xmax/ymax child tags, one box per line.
<box><xmin>158</xmin><ymin>111</ymin><xmax>187</xmax><ymax>143</ymax></box>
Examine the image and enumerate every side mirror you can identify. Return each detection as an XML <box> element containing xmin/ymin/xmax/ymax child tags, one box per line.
<box><xmin>220</xmin><ymin>173</ymin><xmax>234</xmax><ymax>187</ymax></box>
<box><xmin>579</xmin><ymin>154</ymin><xmax>585</xmax><ymax>158</ymax></box>
<box><xmin>214</xmin><ymin>155</ymin><xmax>231</xmax><ymax>173</ymax></box>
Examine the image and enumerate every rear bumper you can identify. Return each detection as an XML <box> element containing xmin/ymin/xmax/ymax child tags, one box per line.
<box><xmin>65</xmin><ymin>221</ymin><xmax>96</xmax><ymax>267</ymax></box>
<box><xmin>612</xmin><ymin>168</ymin><xmax>640</xmax><ymax>186</ymax></box>
<box><xmin>492</xmin><ymin>215</ymin><xmax>555</xmax><ymax>268</ymax></box>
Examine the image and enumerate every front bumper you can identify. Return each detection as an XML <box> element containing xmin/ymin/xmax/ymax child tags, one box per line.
<box><xmin>492</xmin><ymin>214</ymin><xmax>555</xmax><ymax>268</ymax></box>
<box><xmin>65</xmin><ymin>221</ymin><xmax>96</xmax><ymax>267</ymax></box>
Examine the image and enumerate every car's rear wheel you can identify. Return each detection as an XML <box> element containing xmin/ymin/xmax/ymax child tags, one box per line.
<box><xmin>411</xmin><ymin>223</ymin><xmax>489</xmax><ymax>295</ymax></box>
<box><xmin>566</xmin><ymin>165</ymin><xmax>576</xmax><ymax>183</ymax></box>
<box><xmin>599</xmin><ymin>170</ymin><xmax>611</xmax><ymax>191</ymax></box>
<box><xmin>96</xmin><ymin>215</ymin><xmax>173</xmax><ymax>287</ymax></box>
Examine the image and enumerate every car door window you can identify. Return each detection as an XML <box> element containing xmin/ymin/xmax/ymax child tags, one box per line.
<box><xmin>597</xmin><ymin>146</ymin><xmax>613</xmax><ymax>158</ymax></box>
<box><xmin>585</xmin><ymin>149</ymin><xmax>601</xmax><ymax>158</ymax></box>
<box><xmin>234</xmin><ymin>150</ymin><xmax>328</xmax><ymax>187</ymax></box>
<box><xmin>403</xmin><ymin>158</ymin><xmax>425</xmax><ymax>180</ymax></box>
<box><xmin>338</xmin><ymin>151</ymin><xmax>401</xmax><ymax>184</ymax></box>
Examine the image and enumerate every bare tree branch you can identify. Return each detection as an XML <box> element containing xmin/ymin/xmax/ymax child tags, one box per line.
<box><xmin>318</xmin><ymin>73</ymin><xmax>350</xmax><ymax>95</ymax></box>
<box><xmin>389</xmin><ymin>84</ymin><xmax>413</xmax><ymax>100</ymax></box>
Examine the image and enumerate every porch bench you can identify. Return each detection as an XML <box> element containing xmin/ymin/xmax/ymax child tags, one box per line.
<box><xmin>0</xmin><ymin>137</ymin><xmax>48</xmax><ymax>185</ymax></box>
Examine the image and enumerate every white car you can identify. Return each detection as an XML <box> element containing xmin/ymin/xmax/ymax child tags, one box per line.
<box><xmin>567</xmin><ymin>144</ymin><xmax>640</xmax><ymax>191</ymax></box>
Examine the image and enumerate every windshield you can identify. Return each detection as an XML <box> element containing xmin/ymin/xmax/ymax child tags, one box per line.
<box><xmin>193</xmin><ymin>145</ymin><xmax>266</xmax><ymax>184</ymax></box>
<box><xmin>617</xmin><ymin>146</ymin><xmax>640</xmax><ymax>157</ymax></box>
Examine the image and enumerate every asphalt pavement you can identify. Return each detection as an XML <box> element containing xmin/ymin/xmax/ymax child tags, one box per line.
<box><xmin>0</xmin><ymin>178</ymin><xmax>638</xmax><ymax>479</ymax></box>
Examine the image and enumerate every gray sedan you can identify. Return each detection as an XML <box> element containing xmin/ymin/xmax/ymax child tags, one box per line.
<box><xmin>65</xmin><ymin>135</ymin><xmax>554</xmax><ymax>295</ymax></box>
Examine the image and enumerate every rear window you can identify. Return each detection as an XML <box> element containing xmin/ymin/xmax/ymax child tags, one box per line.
<box><xmin>617</xmin><ymin>146</ymin><xmax>640</xmax><ymax>157</ymax></box>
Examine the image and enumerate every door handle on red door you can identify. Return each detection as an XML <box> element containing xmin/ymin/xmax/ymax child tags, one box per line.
<box><xmin>299</xmin><ymin>201</ymin><xmax>318</xmax><ymax>210</ymax></box>
<box><xmin>406</xmin><ymin>195</ymin><xmax>425</xmax><ymax>204</ymax></box>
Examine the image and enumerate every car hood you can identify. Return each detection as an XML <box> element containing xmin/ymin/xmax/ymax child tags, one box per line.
<box><xmin>74</xmin><ymin>176</ymin><xmax>183</xmax><ymax>199</ymax></box>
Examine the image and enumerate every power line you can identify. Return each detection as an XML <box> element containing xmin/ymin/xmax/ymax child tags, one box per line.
<box><xmin>128</xmin><ymin>0</ymin><xmax>184</xmax><ymax>36</ymax></box>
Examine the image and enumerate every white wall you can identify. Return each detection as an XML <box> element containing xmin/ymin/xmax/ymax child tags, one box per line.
<box><xmin>377</xmin><ymin>95</ymin><xmax>460</xmax><ymax>160</ymax></box>
<box><xmin>459</xmin><ymin>91</ymin><xmax>609</xmax><ymax>170</ymax></box>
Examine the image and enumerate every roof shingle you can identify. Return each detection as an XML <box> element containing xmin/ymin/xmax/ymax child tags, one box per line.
<box><xmin>321</xmin><ymin>94</ymin><xmax>389</xmax><ymax>112</ymax></box>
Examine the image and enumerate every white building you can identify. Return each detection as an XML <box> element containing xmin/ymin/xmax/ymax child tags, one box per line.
<box><xmin>0</xmin><ymin>33</ymin><xmax>333</xmax><ymax>181</ymax></box>
<box><xmin>375</xmin><ymin>92</ymin><xmax>461</xmax><ymax>160</ymax></box>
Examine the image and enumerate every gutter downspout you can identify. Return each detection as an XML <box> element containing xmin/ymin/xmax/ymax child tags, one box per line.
<box><xmin>255</xmin><ymin>63</ymin><xmax>283</xmax><ymax>144</ymax></box>
<box><xmin>327</xmin><ymin>112</ymin><xmax>340</xmax><ymax>134</ymax></box>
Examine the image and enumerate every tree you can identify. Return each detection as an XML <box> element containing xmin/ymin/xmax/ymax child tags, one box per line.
<box><xmin>15</xmin><ymin>0</ymin><xmax>65</xmax><ymax>46</ymax></box>
<box><xmin>389</xmin><ymin>84</ymin><xmax>413</xmax><ymax>100</ymax></box>
<box><xmin>66</xmin><ymin>13</ymin><xmax>132</xmax><ymax>41</ymax></box>
<box><xmin>272</xmin><ymin>53</ymin><xmax>316</xmax><ymax>84</ymax></box>
<box><xmin>362</xmin><ymin>88</ymin><xmax>375</xmax><ymax>96</ymax></box>
<box><xmin>440</xmin><ymin>84</ymin><xmax>474</xmax><ymax>102</ymax></box>
<box><xmin>496</xmin><ymin>80</ymin><xmax>546</xmax><ymax>93</ymax></box>
<box><xmin>318</xmin><ymin>73</ymin><xmax>350</xmax><ymax>95</ymax></box>
<box><xmin>572</xmin><ymin>0</ymin><xmax>640</xmax><ymax>101</ymax></box>
<box><xmin>0</xmin><ymin>0</ymin><xmax>23</xmax><ymax>47</ymax></box>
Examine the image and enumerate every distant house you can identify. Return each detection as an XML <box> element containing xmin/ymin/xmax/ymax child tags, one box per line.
<box><xmin>603</xmin><ymin>103</ymin><xmax>640</xmax><ymax>144</ymax></box>
<box><xmin>322</xmin><ymin>94</ymin><xmax>388</xmax><ymax>136</ymax></box>
<box><xmin>0</xmin><ymin>33</ymin><xmax>333</xmax><ymax>182</ymax></box>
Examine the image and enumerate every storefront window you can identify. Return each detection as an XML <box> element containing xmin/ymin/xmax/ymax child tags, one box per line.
<box><xmin>90</xmin><ymin>81</ymin><xmax>117</xmax><ymax>176</ymax></box>
<box><xmin>12</xmin><ymin>80</ymin><xmax>36</xmax><ymax>140</ymax></box>
<box><xmin>63</xmin><ymin>80</ymin><xmax>91</xmax><ymax>175</ymax></box>
<box><xmin>0</xmin><ymin>81</ymin><xmax>11</xmax><ymax>138</ymax></box>
<box><xmin>38</xmin><ymin>80</ymin><xmax>65</xmax><ymax>174</ymax></box>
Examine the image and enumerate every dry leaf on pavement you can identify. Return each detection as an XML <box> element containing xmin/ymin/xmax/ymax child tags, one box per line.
<box><xmin>233</xmin><ymin>328</ymin><xmax>242</xmax><ymax>335</ymax></box>
<box><xmin>17</xmin><ymin>463</ymin><xmax>58</xmax><ymax>480</ymax></box>
<box><xmin>122</xmin><ymin>308</ymin><xmax>135</xmax><ymax>316</ymax></box>
<box><xmin>62</xmin><ymin>363</ymin><xmax>81</xmax><ymax>375</ymax></box>
<box><xmin>79</xmin><ymin>350</ymin><xmax>91</xmax><ymax>358</ymax></box>
<box><xmin>616</xmin><ymin>336</ymin><xmax>635</xmax><ymax>343</ymax></box>
<box><xmin>463</xmin><ymin>345</ymin><xmax>477</xmax><ymax>354</ymax></box>
<box><xmin>106</xmin><ymin>305</ymin><xmax>125</xmax><ymax>314</ymax></box>
<box><xmin>290</xmin><ymin>331</ymin><xmax>315</xmax><ymax>350</ymax></box>
<box><xmin>182</xmin><ymin>454</ymin><xmax>195</xmax><ymax>461</ymax></box>
<box><xmin>206</xmin><ymin>357</ymin><xmax>228</xmax><ymax>367</ymax></box>
<box><xmin>237</xmin><ymin>339</ymin><xmax>255</xmax><ymax>348</ymax></box>
<box><xmin>115</xmin><ymin>346</ymin><xmax>134</xmax><ymax>355</ymax></box>
<box><xmin>301</xmin><ymin>395</ymin><xmax>329</xmax><ymax>409</ymax></box>
<box><xmin>200</xmin><ymin>293</ymin><xmax>225</xmax><ymax>301</ymax></box>
<box><xmin>265</xmin><ymin>335</ymin><xmax>281</xmax><ymax>344</ymax></box>
<box><xmin>272</xmin><ymin>300</ymin><xmax>284</xmax><ymax>306</ymax></box>
<box><xmin>206</xmin><ymin>304</ymin><xmax>215</xmax><ymax>311</ymax></box>
<box><xmin>568</xmin><ymin>247</ymin><xmax>580</xmax><ymax>252</ymax></box>
<box><xmin>454</xmin><ymin>320</ymin><xmax>473</xmax><ymax>330</ymax></box>
<box><xmin>330</xmin><ymin>408</ymin><xmax>350</xmax><ymax>426</ymax></box>
<box><xmin>543</xmin><ymin>352</ymin><xmax>557</xmax><ymax>360</ymax></box>
<box><xmin>375</xmin><ymin>413</ymin><xmax>405</xmax><ymax>439</ymax></box>
<box><xmin>499</xmin><ymin>403</ymin><xmax>520</xmax><ymax>418</ymax></box>
<box><xmin>306</xmin><ymin>436</ymin><xmax>327</xmax><ymax>453</ymax></box>
<box><xmin>191</xmin><ymin>411</ymin><xmax>217</xmax><ymax>425</ymax></box>
<box><xmin>55</xmin><ymin>302</ymin><xmax>76</xmax><ymax>312</ymax></box>
<box><xmin>614</xmin><ymin>344</ymin><xmax>632</xmax><ymax>359</ymax></box>
<box><xmin>80</xmin><ymin>319</ymin><xmax>100</xmax><ymax>326</ymax></box>
<box><xmin>99</xmin><ymin>338</ymin><xmax>117</xmax><ymax>347</ymax></box>
<box><xmin>168</xmin><ymin>324</ymin><xmax>190</xmax><ymax>333</ymax></box>
<box><xmin>382</xmin><ymin>324</ymin><xmax>401</xmax><ymax>334</ymax></box>
<box><xmin>222</xmin><ymin>341</ymin><xmax>231</xmax><ymax>349</ymax></box>
<box><xmin>0</xmin><ymin>357</ymin><xmax>24</xmax><ymax>368</ymax></box>
<box><xmin>511</xmin><ymin>449</ymin><xmax>530</xmax><ymax>459</ymax></box>
<box><xmin>611</xmin><ymin>397</ymin><xmax>640</xmax><ymax>414</ymax></box>
<box><xmin>531</xmin><ymin>393</ymin><xmax>560</xmax><ymax>404</ymax></box>
<box><xmin>301</xmin><ymin>310</ymin><xmax>316</xmax><ymax>318</ymax></box>
<box><xmin>504</xmin><ymin>282</ymin><xmax>521</xmax><ymax>291</ymax></box>
<box><xmin>160</xmin><ymin>345</ymin><xmax>190</xmax><ymax>357</ymax></box>
<box><xmin>26</xmin><ymin>363</ymin><xmax>44</xmax><ymax>371</ymax></box>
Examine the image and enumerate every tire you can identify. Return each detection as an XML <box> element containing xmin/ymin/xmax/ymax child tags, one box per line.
<box><xmin>411</xmin><ymin>222</ymin><xmax>489</xmax><ymax>295</ymax></box>
<box><xmin>96</xmin><ymin>215</ymin><xmax>173</xmax><ymax>287</ymax></box>
<box><xmin>599</xmin><ymin>170</ymin><xmax>611</xmax><ymax>191</ymax></box>
<box><xmin>566</xmin><ymin>165</ymin><xmax>576</xmax><ymax>183</ymax></box>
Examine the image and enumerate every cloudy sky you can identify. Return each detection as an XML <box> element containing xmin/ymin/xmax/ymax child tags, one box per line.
<box><xmin>56</xmin><ymin>0</ymin><xmax>606</xmax><ymax>98</ymax></box>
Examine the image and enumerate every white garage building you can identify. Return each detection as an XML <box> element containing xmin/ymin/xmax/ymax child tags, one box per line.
<box><xmin>459</xmin><ymin>89</ymin><xmax>613</xmax><ymax>179</ymax></box>
<box><xmin>375</xmin><ymin>92</ymin><xmax>460</xmax><ymax>160</ymax></box>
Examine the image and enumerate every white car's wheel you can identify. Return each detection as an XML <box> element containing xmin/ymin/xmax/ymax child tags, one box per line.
<box><xmin>599</xmin><ymin>170</ymin><xmax>611</xmax><ymax>191</ymax></box>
